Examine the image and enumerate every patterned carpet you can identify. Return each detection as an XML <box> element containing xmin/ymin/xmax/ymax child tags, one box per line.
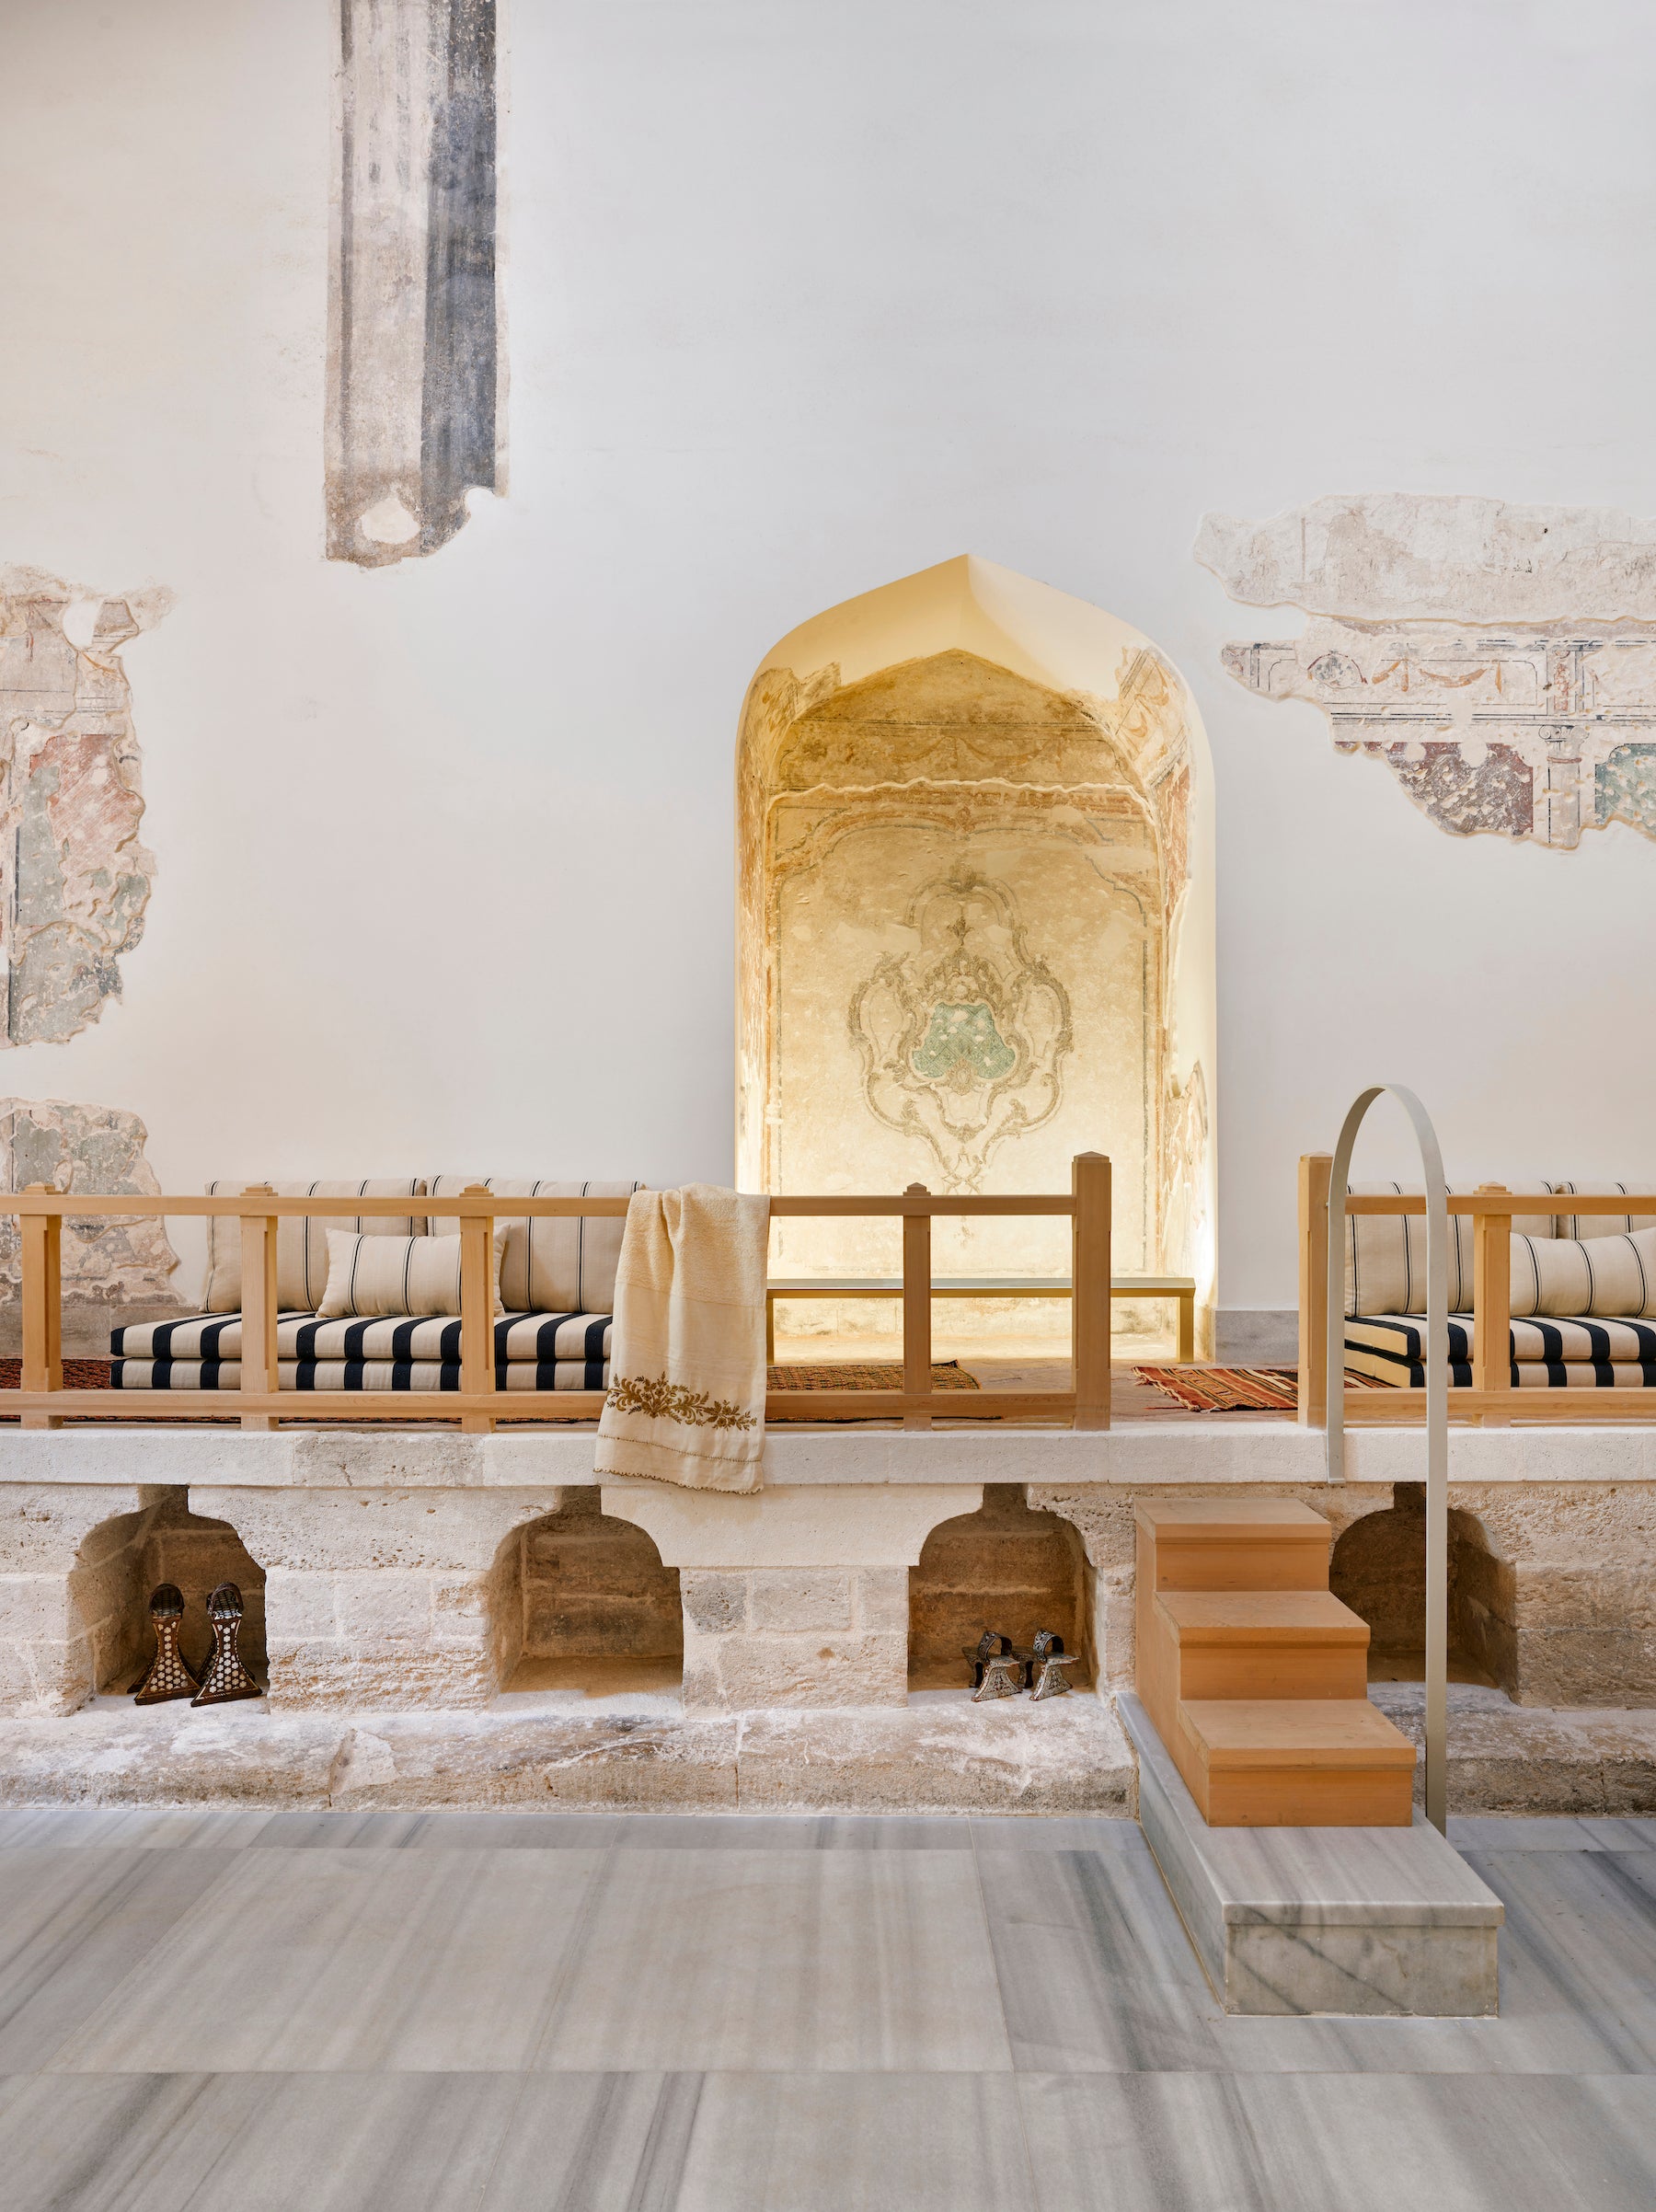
<box><xmin>0</xmin><ymin>1359</ymin><xmax>112</xmax><ymax>1389</ymax></box>
<box><xmin>766</xmin><ymin>1360</ymin><xmax>980</xmax><ymax>1391</ymax></box>
<box><xmin>1133</xmin><ymin>1365</ymin><xmax>1387</xmax><ymax>1412</ymax></box>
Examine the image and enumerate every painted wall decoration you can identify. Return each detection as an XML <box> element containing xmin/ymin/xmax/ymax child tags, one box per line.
<box><xmin>735</xmin><ymin>560</ymin><xmax>1218</xmax><ymax>1335</ymax></box>
<box><xmin>328</xmin><ymin>0</ymin><xmax>502</xmax><ymax>566</ymax></box>
<box><xmin>0</xmin><ymin>1099</ymin><xmax>180</xmax><ymax>1323</ymax></box>
<box><xmin>755</xmin><ymin>653</ymin><xmax>1160</xmax><ymax>1276</ymax></box>
<box><xmin>849</xmin><ymin>870</ymin><xmax>1074</xmax><ymax>1193</ymax></box>
<box><xmin>1199</xmin><ymin>494</ymin><xmax>1656</xmax><ymax>847</ymax></box>
<box><xmin>0</xmin><ymin>569</ymin><xmax>167</xmax><ymax>1043</ymax></box>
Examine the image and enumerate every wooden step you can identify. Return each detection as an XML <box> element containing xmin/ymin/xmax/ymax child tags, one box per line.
<box><xmin>1156</xmin><ymin>1591</ymin><xmax>1370</xmax><ymax>1705</ymax></box>
<box><xmin>1134</xmin><ymin>1498</ymin><xmax>1331</xmax><ymax>1594</ymax></box>
<box><xmin>1177</xmin><ymin>1699</ymin><xmax>1416</xmax><ymax>1827</ymax></box>
<box><xmin>1134</xmin><ymin>1500</ymin><xmax>1337</xmax><ymax>1751</ymax></box>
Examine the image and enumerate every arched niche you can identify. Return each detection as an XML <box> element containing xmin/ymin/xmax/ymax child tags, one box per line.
<box><xmin>909</xmin><ymin>1484</ymin><xmax>1093</xmax><ymax>1693</ymax></box>
<box><xmin>72</xmin><ymin>1490</ymin><xmax>267</xmax><ymax>1698</ymax></box>
<box><xmin>736</xmin><ymin>556</ymin><xmax>1215</xmax><ymax>1347</ymax></box>
<box><xmin>489</xmin><ymin>1489</ymin><xmax>683</xmax><ymax>1699</ymax></box>
<box><xmin>1330</xmin><ymin>1487</ymin><xmax>1514</xmax><ymax>1692</ymax></box>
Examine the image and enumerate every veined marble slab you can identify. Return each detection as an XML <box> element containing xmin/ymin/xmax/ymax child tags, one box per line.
<box><xmin>1120</xmin><ymin>1690</ymin><xmax>1502</xmax><ymax>2017</ymax></box>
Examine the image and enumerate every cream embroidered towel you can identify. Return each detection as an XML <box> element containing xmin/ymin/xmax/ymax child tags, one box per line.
<box><xmin>593</xmin><ymin>1185</ymin><xmax>771</xmax><ymax>1492</ymax></box>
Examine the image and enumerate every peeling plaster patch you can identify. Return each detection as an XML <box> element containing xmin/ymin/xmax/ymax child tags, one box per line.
<box><xmin>327</xmin><ymin>0</ymin><xmax>503</xmax><ymax>567</ymax></box>
<box><xmin>0</xmin><ymin>569</ymin><xmax>166</xmax><ymax>1037</ymax></box>
<box><xmin>1597</xmin><ymin>743</ymin><xmax>1656</xmax><ymax>835</ymax></box>
<box><xmin>1196</xmin><ymin>494</ymin><xmax>1656</xmax><ymax>625</ymax></box>
<box><xmin>1200</xmin><ymin>496</ymin><xmax>1656</xmax><ymax>847</ymax></box>
<box><xmin>0</xmin><ymin>1098</ymin><xmax>180</xmax><ymax>1316</ymax></box>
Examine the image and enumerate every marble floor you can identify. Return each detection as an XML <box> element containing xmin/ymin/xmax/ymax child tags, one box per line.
<box><xmin>0</xmin><ymin>1808</ymin><xmax>1653</xmax><ymax>2208</ymax></box>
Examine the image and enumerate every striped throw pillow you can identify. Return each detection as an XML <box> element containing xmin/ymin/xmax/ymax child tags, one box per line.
<box><xmin>316</xmin><ymin>1227</ymin><xmax>506</xmax><ymax>1319</ymax></box>
<box><xmin>1510</xmin><ymin>1227</ymin><xmax>1656</xmax><ymax>1319</ymax></box>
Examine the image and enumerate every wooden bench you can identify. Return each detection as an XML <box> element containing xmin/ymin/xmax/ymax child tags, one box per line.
<box><xmin>765</xmin><ymin>1273</ymin><xmax>1197</xmax><ymax>1364</ymax></box>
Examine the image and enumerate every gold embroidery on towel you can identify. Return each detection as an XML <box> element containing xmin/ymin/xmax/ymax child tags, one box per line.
<box><xmin>604</xmin><ymin>1373</ymin><xmax>757</xmax><ymax>1431</ymax></box>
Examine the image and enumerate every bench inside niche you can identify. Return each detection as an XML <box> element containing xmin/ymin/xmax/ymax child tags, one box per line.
<box><xmin>109</xmin><ymin>1179</ymin><xmax>638</xmax><ymax>1393</ymax></box>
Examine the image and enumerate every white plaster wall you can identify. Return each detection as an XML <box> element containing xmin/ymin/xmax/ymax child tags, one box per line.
<box><xmin>4</xmin><ymin>0</ymin><xmax>1654</xmax><ymax>1315</ymax></box>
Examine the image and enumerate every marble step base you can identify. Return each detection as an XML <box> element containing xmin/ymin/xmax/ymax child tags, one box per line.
<box><xmin>0</xmin><ymin>1691</ymin><xmax>1133</xmax><ymax>1816</ymax></box>
<box><xmin>1120</xmin><ymin>1688</ymin><xmax>1502</xmax><ymax>2016</ymax></box>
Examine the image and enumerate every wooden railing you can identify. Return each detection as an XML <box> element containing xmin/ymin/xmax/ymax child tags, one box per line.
<box><xmin>1298</xmin><ymin>1153</ymin><xmax>1656</xmax><ymax>1426</ymax></box>
<box><xmin>6</xmin><ymin>1153</ymin><xmax>1113</xmax><ymax>1433</ymax></box>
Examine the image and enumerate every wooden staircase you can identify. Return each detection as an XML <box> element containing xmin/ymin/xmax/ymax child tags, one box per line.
<box><xmin>1135</xmin><ymin>1499</ymin><xmax>1415</xmax><ymax>1826</ymax></box>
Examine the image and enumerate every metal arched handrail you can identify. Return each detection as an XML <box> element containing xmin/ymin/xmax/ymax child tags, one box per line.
<box><xmin>1326</xmin><ymin>1085</ymin><xmax>1448</xmax><ymax>1833</ymax></box>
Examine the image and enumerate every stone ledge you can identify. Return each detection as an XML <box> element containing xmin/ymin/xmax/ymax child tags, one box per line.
<box><xmin>1372</xmin><ymin>1682</ymin><xmax>1656</xmax><ymax>1815</ymax></box>
<box><xmin>0</xmin><ymin>1691</ymin><xmax>1134</xmax><ymax>1816</ymax></box>
<box><xmin>6</xmin><ymin>1423</ymin><xmax>1656</xmax><ymax>1488</ymax></box>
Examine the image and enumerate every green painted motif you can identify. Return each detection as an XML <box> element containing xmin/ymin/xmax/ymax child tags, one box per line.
<box><xmin>1596</xmin><ymin>743</ymin><xmax>1656</xmax><ymax>835</ymax></box>
<box><xmin>912</xmin><ymin>999</ymin><xmax>1017</xmax><ymax>1082</ymax></box>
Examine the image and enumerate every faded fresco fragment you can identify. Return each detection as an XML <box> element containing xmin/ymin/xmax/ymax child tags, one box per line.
<box><xmin>741</xmin><ymin>643</ymin><xmax>1194</xmax><ymax>1276</ymax></box>
<box><xmin>0</xmin><ymin>1099</ymin><xmax>180</xmax><ymax>1322</ymax></box>
<box><xmin>1200</xmin><ymin>495</ymin><xmax>1656</xmax><ymax>847</ymax></box>
<box><xmin>849</xmin><ymin>871</ymin><xmax>1074</xmax><ymax>1193</ymax></box>
<box><xmin>0</xmin><ymin>570</ymin><xmax>166</xmax><ymax>1041</ymax></box>
<box><xmin>328</xmin><ymin>0</ymin><xmax>503</xmax><ymax>566</ymax></box>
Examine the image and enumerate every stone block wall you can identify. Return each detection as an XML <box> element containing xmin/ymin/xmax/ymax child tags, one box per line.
<box><xmin>909</xmin><ymin>1483</ymin><xmax>1089</xmax><ymax>1688</ymax></box>
<box><xmin>1330</xmin><ymin>1487</ymin><xmax>1517</xmax><ymax>1689</ymax></box>
<box><xmin>0</xmin><ymin>1484</ymin><xmax>266</xmax><ymax>1714</ymax></box>
<box><xmin>63</xmin><ymin>1500</ymin><xmax>153</xmax><ymax>1699</ymax></box>
<box><xmin>681</xmin><ymin>1566</ymin><xmax>908</xmax><ymax>1711</ymax></box>
<box><xmin>144</xmin><ymin>1493</ymin><xmax>268</xmax><ymax>1682</ymax></box>
<box><xmin>7</xmin><ymin>1466</ymin><xmax>1656</xmax><ymax>1740</ymax></box>
<box><xmin>0</xmin><ymin>1483</ymin><xmax>144</xmax><ymax>1713</ymax></box>
<box><xmin>193</xmin><ymin>1484</ymin><xmax>565</xmax><ymax>1711</ymax></box>
<box><xmin>517</xmin><ymin>1491</ymin><xmax>682</xmax><ymax>1666</ymax></box>
<box><xmin>1459</xmin><ymin>1483</ymin><xmax>1656</xmax><ymax>1707</ymax></box>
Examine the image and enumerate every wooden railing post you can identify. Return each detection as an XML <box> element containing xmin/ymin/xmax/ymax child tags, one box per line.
<box><xmin>460</xmin><ymin>1184</ymin><xmax>495</xmax><ymax>1433</ymax></box>
<box><xmin>238</xmin><ymin>1186</ymin><xmax>280</xmax><ymax>1433</ymax></box>
<box><xmin>1298</xmin><ymin>1154</ymin><xmax>1332</xmax><ymax>1428</ymax></box>
<box><xmin>1472</xmin><ymin>1184</ymin><xmax>1512</xmax><ymax>1422</ymax></box>
<box><xmin>902</xmin><ymin>1184</ymin><xmax>933</xmax><ymax>1430</ymax></box>
<box><xmin>1072</xmin><ymin>1151</ymin><xmax>1111</xmax><ymax>1430</ymax></box>
<box><xmin>20</xmin><ymin>1184</ymin><xmax>63</xmax><ymax>1430</ymax></box>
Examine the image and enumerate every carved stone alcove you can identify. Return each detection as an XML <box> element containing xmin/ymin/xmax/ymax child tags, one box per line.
<box><xmin>736</xmin><ymin>556</ymin><xmax>1216</xmax><ymax>1349</ymax></box>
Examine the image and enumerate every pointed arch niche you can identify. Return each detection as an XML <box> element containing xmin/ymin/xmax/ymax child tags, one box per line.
<box><xmin>737</xmin><ymin>557</ymin><xmax>1217</xmax><ymax>1349</ymax></box>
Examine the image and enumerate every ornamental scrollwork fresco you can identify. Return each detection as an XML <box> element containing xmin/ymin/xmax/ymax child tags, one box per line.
<box><xmin>847</xmin><ymin>870</ymin><xmax>1074</xmax><ymax>1192</ymax></box>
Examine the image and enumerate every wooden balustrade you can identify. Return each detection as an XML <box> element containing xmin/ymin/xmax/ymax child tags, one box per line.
<box><xmin>1298</xmin><ymin>1156</ymin><xmax>1656</xmax><ymax>1426</ymax></box>
<box><xmin>5</xmin><ymin>1153</ymin><xmax>1116</xmax><ymax>1433</ymax></box>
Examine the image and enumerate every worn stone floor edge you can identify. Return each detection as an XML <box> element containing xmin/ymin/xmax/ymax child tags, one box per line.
<box><xmin>0</xmin><ymin>1696</ymin><xmax>1137</xmax><ymax>1815</ymax></box>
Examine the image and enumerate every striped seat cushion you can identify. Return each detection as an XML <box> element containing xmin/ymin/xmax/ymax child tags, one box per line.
<box><xmin>111</xmin><ymin>1359</ymin><xmax>609</xmax><ymax>1393</ymax></box>
<box><xmin>111</xmin><ymin>1311</ymin><xmax>613</xmax><ymax>1365</ymax></box>
<box><xmin>1346</xmin><ymin>1312</ymin><xmax>1656</xmax><ymax>1388</ymax></box>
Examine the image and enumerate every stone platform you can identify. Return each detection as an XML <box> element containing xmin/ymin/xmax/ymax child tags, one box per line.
<box><xmin>3</xmin><ymin>1421</ymin><xmax>1656</xmax><ymax>1818</ymax></box>
<box><xmin>1121</xmin><ymin>1690</ymin><xmax>1503</xmax><ymax>2017</ymax></box>
<box><xmin>0</xmin><ymin>1688</ymin><xmax>1135</xmax><ymax>1816</ymax></box>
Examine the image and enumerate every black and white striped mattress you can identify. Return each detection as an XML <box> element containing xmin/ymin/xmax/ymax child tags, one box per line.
<box><xmin>109</xmin><ymin>1311</ymin><xmax>612</xmax><ymax>1390</ymax></box>
<box><xmin>1347</xmin><ymin>1312</ymin><xmax>1656</xmax><ymax>1388</ymax></box>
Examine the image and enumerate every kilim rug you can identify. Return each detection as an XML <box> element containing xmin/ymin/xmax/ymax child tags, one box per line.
<box><xmin>766</xmin><ymin>1360</ymin><xmax>980</xmax><ymax>1391</ymax></box>
<box><xmin>0</xmin><ymin>1359</ymin><xmax>112</xmax><ymax>1389</ymax></box>
<box><xmin>1133</xmin><ymin>1365</ymin><xmax>1387</xmax><ymax>1412</ymax></box>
